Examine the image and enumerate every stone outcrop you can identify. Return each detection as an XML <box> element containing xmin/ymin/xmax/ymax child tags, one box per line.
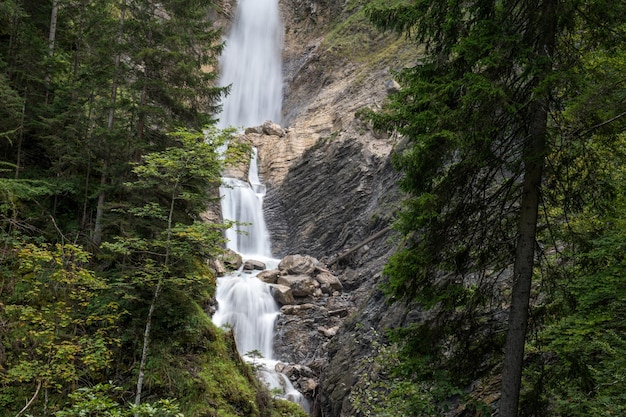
<box><xmin>218</xmin><ymin>249</ymin><xmax>243</xmax><ymax>271</ymax></box>
<box><xmin>265</xmin><ymin>137</ymin><xmax>403</xmax><ymax>415</ymax></box>
<box><xmin>251</xmin><ymin>1</ymin><xmax>409</xmax><ymax>412</ymax></box>
<box><xmin>269</xmin><ymin>284</ymin><xmax>296</xmax><ymax>305</ymax></box>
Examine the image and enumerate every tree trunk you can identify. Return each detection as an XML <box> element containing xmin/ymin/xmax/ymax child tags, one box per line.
<box><xmin>45</xmin><ymin>0</ymin><xmax>59</xmax><ymax>103</ymax></box>
<box><xmin>136</xmin><ymin>0</ymin><xmax>156</xmax><ymax>146</ymax></box>
<box><xmin>14</xmin><ymin>98</ymin><xmax>25</xmax><ymax>179</ymax></box>
<box><xmin>134</xmin><ymin>184</ymin><xmax>177</xmax><ymax>412</ymax></box>
<box><xmin>134</xmin><ymin>279</ymin><xmax>162</xmax><ymax>415</ymax></box>
<box><xmin>499</xmin><ymin>113</ymin><xmax>545</xmax><ymax>417</ymax></box>
<box><xmin>92</xmin><ymin>161</ymin><xmax>107</xmax><ymax>246</ymax></box>
<box><xmin>499</xmin><ymin>1</ymin><xmax>557</xmax><ymax>415</ymax></box>
<box><xmin>93</xmin><ymin>1</ymin><xmax>126</xmax><ymax>247</ymax></box>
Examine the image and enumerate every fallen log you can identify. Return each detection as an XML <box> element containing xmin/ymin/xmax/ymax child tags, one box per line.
<box><xmin>328</xmin><ymin>226</ymin><xmax>391</xmax><ymax>267</ymax></box>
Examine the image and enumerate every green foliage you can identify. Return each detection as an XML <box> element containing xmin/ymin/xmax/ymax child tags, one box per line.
<box><xmin>0</xmin><ymin>2</ymin><xmax>286</xmax><ymax>416</ymax></box>
<box><xmin>55</xmin><ymin>384</ymin><xmax>184</xmax><ymax>417</ymax></box>
<box><xmin>320</xmin><ymin>0</ymin><xmax>414</xmax><ymax>69</ymax></box>
<box><xmin>268</xmin><ymin>399</ymin><xmax>309</xmax><ymax>417</ymax></box>
<box><xmin>521</xmin><ymin>159</ymin><xmax>626</xmax><ymax>416</ymax></box>
<box><xmin>102</xmin><ymin>126</ymin><xmax>231</xmax><ymax>298</ymax></box>
<box><xmin>348</xmin><ymin>330</ymin><xmax>472</xmax><ymax>416</ymax></box>
<box><xmin>0</xmin><ymin>242</ymin><xmax>122</xmax><ymax>413</ymax></box>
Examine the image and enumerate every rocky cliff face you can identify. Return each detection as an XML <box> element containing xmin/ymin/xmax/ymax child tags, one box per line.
<box><xmin>229</xmin><ymin>1</ymin><xmax>420</xmax><ymax>416</ymax></box>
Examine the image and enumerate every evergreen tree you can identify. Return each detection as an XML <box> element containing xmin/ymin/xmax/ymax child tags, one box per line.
<box><xmin>364</xmin><ymin>0</ymin><xmax>626</xmax><ymax>415</ymax></box>
<box><xmin>0</xmin><ymin>1</ymin><xmax>251</xmax><ymax>414</ymax></box>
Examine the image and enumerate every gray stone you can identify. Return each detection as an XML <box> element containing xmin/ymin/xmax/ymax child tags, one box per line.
<box><xmin>277</xmin><ymin>274</ymin><xmax>319</xmax><ymax>297</ymax></box>
<box><xmin>257</xmin><ymin>269</ymin><xmax>281</xmax><ymax>284</ymax></box>
<box><xmin>318</xmin><ymin>326</ymin><xmax>338</xmax><ymax>337</ymax></box>
<box><xmin>269</xmin><ymin>284</ymin><xmax>295</xmax><ymax>305</ymax></box>
<box><xmin>386</xmin><ymin>79</ymin><xmax>401</xmax><ymax>94</ymax></box>
<box><xmin>315</xmin><ymin>271</ymin><xmax>343</xmax><ymax>293</ymax></box>
<box><xmin>245</xmin><ymin>125</ymin><xmax>263</xmax><ymax>134</ymax></box>
<box><xmin>219</xmin><ymin>249</ymin><xmax>242</xmax><ymax>271</ymax></box>
<box><xmin>262</xmin><ymin>120</ymin><xmax>286</xmax><ymax>137</ymax></box>
<box><xmin>280</xmin><ymin>303</ymin><xmax>318</xmax><ymax>317</ymax></box>
<box><xmin>213</xmin><ymin>259</ymin><xmax>227</xmax><ymax>276</ymax></box>
<box><xmin>279</xmin><ymin>254</ymin><xmax>318</xmax><ymax>275</ymax></box>
<box><xmin>243</xmin><ymin>259</ymin><xmax>266</xmax><ymax>271</ymax></box>
<box><xmin>300</xmin><ymin>378</ymin><xmax>318</xmax><ymax>394</ymax></box>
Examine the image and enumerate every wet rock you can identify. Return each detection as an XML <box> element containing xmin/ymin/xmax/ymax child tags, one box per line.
<box><xmin>257</xmin><ymin>269</ymin><xmax>281</xmax><ymax>284</ymax></box>
<box><xmin>243</xmin><ymin>259</ymin><xmax>266</xmax><ymax>271</ymax></box>
<box><xmin>219</xmin><ymin>249</ymin><xmax>242</xmax><ymax>271</ymax></box>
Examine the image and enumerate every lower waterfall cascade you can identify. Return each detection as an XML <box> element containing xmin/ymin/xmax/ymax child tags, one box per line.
<box><xmin>212</xmin><ymin>150</ymin><xmax>310</xmax><ymax>412</ymax></box>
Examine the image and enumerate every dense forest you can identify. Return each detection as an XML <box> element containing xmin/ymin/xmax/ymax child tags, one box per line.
<box><xmin>351</xmin><ymin>0</ymin><xmax>626</xmax><ymax>416</ymax></box>
<box><xmin>0</xmin><ymin>1</ymin><xmax>306</xmax><ymax>416</ymax></box>
<box><xmin>1</xmin><ymin>0</ymin><xmax>625</xmax><ymax>416</ymax></box>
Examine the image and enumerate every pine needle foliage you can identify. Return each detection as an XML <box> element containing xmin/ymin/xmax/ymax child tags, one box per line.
<box><xmin>363</xmin><ymin>0</ymin><xmax>626</xmax><ymax>415</ymax></box>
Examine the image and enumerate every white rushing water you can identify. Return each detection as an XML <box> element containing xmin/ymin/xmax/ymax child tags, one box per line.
<box><xmin>213</xmin><ymin>153</ymin><xmax>276</xmax><ymax>358</ymax></box>
<box><xmin>212</xmin><ymin>0</ymin><xmax>309</xmax><ymax>412</ymax></box>
<box><xmin>216</xmin><ymin>0</ymin><xmax>283</xmax><ymax>128</ymax></box>
<box><xmin>214</xmin><ymin>152</ymin><xmax>309</xmax><ymax>411</ymax></box>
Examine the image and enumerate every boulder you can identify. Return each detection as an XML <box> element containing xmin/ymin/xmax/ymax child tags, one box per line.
<box><xmin>277</xmin><ymin>274</ymin><xmax>320</xmax><ymax>297</ymax></box>
<box><xmin>315</xmin><ymin>271</ymin><xmax>343</xmax><ymax>293</ymax></box>
<box><xmin>270</xmin><ymin>284</ymin><xmax>296</xmax><ymax>305</ymax></box>
<box><xmin>299</xmin><ymin>378</ymin><xmax>318</xmax><ymax>394</ymax></box>
<box><xmin>386</xmin><ymin>79</ymin><xmax>401</xmax><ymax>94</ymax></box>
<box><xmin>262</xmin><ymin>120</ymin><xmax>286</xmax><ymax>137</ymax></box>
<box><xmin>243</xmin><ymin>259</ymin><xmax>266</xmax><ymax>271</ymax></box>
<box><xmin>318</xmin><ymin>326</ymin><xmax>338</xmax><ymax>338</ymax></box>
<box><xmin>213</xmin><ymin>258</ymin><xmax>227</xmax><ymax>276</ymax></box>
<box><xmin>257</xmin><ymin>269</ymin><xmax>281</xmax><ymax>284</ymax></box>
<box><xmin>280</xmin><ymin>303</ymin><xmax>319</xmax><ymax>317</ymax></box>
<box><xmin>279</xmin><ymin>254</ymin><xmax>318</xmax><ymax>275</ymax></box>
<box><xmin>219</xmin><ymin>249</ymin><xmax>242</xmax><ymax>271</ymax></box>
<box><xmin>245</xmin><ymin>125</ymin><xmax>263</xmax><ymax>134</ymax></box>
<box><xmin>283</xmin><ymin>363</ymin><xmax>316</xmax><ymax>379</ymax></box>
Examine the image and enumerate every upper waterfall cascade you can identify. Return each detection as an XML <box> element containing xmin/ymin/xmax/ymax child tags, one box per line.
<box><xmin>217</xmin><ymin>0</ymin><xmax>283</xmax><ymax>128</ymax></box>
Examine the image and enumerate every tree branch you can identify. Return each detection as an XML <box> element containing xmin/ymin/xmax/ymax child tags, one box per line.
<box><xmin>15</xmin><ymin>380</ymin><xmax>42</xmax><ymax>417</ymax></box>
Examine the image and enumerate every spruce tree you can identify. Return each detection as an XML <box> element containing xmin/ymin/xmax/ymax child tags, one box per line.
<box><xmin>365</xmin><ymin>0</ymin><xmax>626</xmax><ymax>415</ymax></box>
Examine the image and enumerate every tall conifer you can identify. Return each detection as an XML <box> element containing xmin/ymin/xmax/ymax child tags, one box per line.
<box><xmin>365</xmin><ymin>0</ymin><xmax>626</xmax><ymax>415</ymax></box>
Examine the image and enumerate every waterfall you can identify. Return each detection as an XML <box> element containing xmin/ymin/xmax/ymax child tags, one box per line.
<box><xmin>212</xmin><ymin>0</ymin><xmax>309</xmax><ymax>412</ymax></box>
<box><xmin>213</xmin><ymin>155</ymin><xmax>276</xmax><ymax>359</ymax></box>
<box><xmin>214</xmin><ymin>151</ymin><xmax>309</xmax><ymax>411</ymax></box>
<box><xmin>217</xmin><ymin>0</ymin><xmax>283</xmax><ymax>128</ymax></box>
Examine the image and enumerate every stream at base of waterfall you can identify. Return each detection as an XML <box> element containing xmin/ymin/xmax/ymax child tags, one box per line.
<box><xmin>211</xmin><ymin>0</ymin><xmax>310</xmax><ymax>411</ymax></box>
